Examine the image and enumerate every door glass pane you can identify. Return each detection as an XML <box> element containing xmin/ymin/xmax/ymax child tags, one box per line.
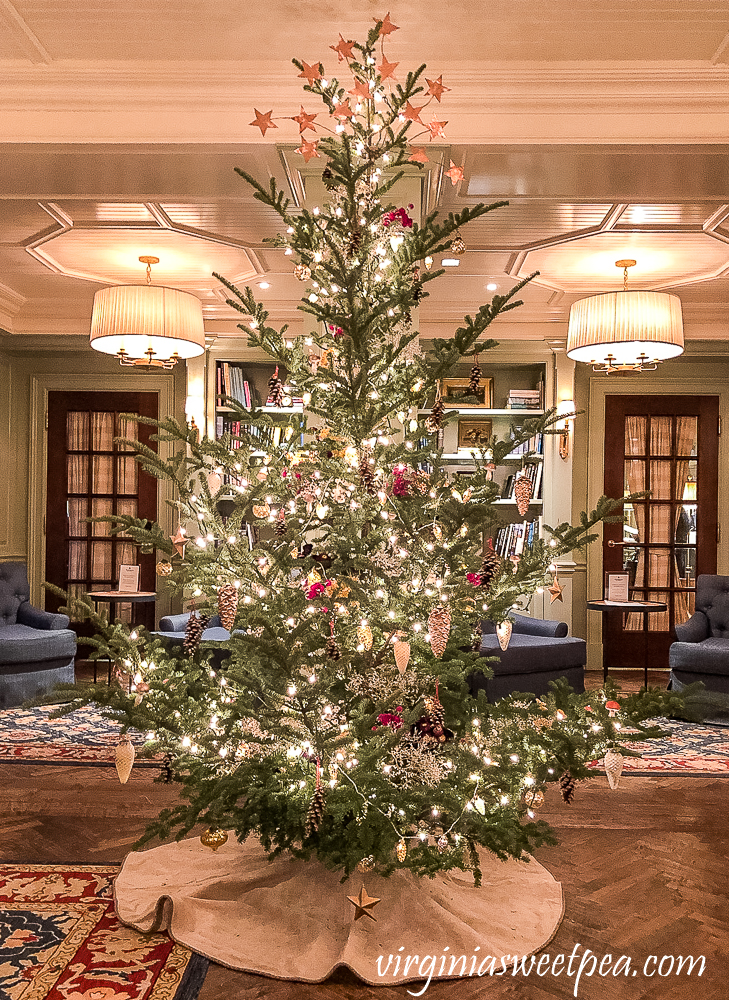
<box><xmin>67</xmin><ymin>499</ymin><xmax>88</xmax><ymax>537</ymax></box>
<box><xmin>676</xmin><ymin>416</ymin><xmax>698</xmax><ymax>457</ymax></box>
<box><xmin>678</xmin><ymin>459</ymin><xmax>698</xmax><ymax>501</ymax></box>
<box><xmin>649</xmin><ymin>504</ymin><xmax>672</xmax><ymax>542</ymax></box>
<box><xmin>649</xmin><ymin>460</ymin><xmax>672</xmax><ymax>499</ymax></box>
<box><xmin>117</xmin><ymin>457</ymin><xmax>138</xmax><ymax>495</ymax></box>
<box><xmin>91</xmin><ymin>411</ymin><xmax>114</xmax><ymax>451</ymax></box>
<box><xmin>675</xmin><ymin>506</ymin><xmax>696</xmax><ymax>546</ymax></box>
<box><xmin>92</xmin><ymin>455</ymin><xmax>114</xmax><ymax>493</ymax></box>
<box><xmin>625</xmin><ymin>416</ymin><xmax>646</xmax><ymax>455</ymax></box>
<box><xmin>675</xmin><ymin>547</ymin><xmax>696</xmax><ymax>587</ymax></box>
<box><xmin>646</xmin><ymin>591</ymin><xmax>670</xmax><ymax>632</ymax></box>
<box><xmin>116</xmin><ymin>416</ymin><xmax>137</xmax><ymax>451</ymax></box>
<box><xmin>68</xmin><ymin>541</ymin><xmax>87</xmax><ymax>580</ymax></box>
<box><xmin>90</xmin><ymin>541</ymin><xmax>112</xmax><ymax>580</ymax></box>
<box><xmin>67</xmin><ymin>455</ymin><xmax>88</xmax><ymax>494</ymax></box>
<box><xmin>646</xmin><ymin>548</ymin><xmax>671</xmax><ymax>588</ymax></box>
<box><xmin>674</xmin><ymin>591</ymin><xmax>695</xmax><ymax>622</ymax></box>
<box><xmin>116</xmin><ymin>541</ymin><xmax>135</xmax><ymax>577</ymax></box>
<box><xmin>91</xmin><ymin>498</ymin><xmax>113</xmax><ymax>535</ymax></box>
<box><xmin>67</xmin><ymin>412</ymin><xmax>89</xmax><ymax>450</ymax></box>
<box><xmin>650</xmin><ymin>416</ymin><xmax>672</xmax><ymax>455</ymax></box>
<box><xmin>624</xmin><ymin>459</ymin><xmax>645</xmax><ymax>493</ymax></box>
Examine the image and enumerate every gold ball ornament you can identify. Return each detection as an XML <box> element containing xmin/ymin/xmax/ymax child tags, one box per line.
<box><xmin>200</xmin><ymin>828</ymin><xmax>229</xmax><ymax>852</ymax></box>
<box><xmin>357</xmin><ymin>855</ymin><xmax>375</xmax><ymax>873</ymax></box>
<box><xmin>252</xmin><ymin>502</ymin><xmax>271</xmax><ymax>519</ymax></box>
<box><xmin>356</xmin><ymin>623</ymin><xmax>373</xmax><ymax>650</ymax></box>
<box><xmin>294</xmin><ymin>263</ymin><xmax>312</xmax><ymax>281</ymax></box>
<box><xmin>156</xmin><ymin>561</ymin><xmax>173</xmax><ymax>577</ymax></box>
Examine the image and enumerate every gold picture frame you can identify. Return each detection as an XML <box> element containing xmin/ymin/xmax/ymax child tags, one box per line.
<box><xmin>439</xmin><ymin>377</ymin><xmax>493</xmax><ymax>408</ymax></box>
<box><xmin>457</xmin><ymin>418</ymin><xmax>493</xmax><ymax>450</ymax></box>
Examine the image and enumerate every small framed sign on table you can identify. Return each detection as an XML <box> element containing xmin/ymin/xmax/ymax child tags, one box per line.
<box><xmin>604</xmin><ymin>571</ymin><xmax>630</xmax><ymax>603</ymax></box>
<box><xmin>118</xmin><ymin>564</ymin><xmax>140</xmax><ymax>593</ymax></box>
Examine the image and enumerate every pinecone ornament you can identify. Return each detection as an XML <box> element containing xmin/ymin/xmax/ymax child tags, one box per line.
<box><xmin>468</xmin><ymin>360</ymin><xmax>482</xmax><ymax>395</ymax></box>
<box><xmin>426</xmin><ymin>396</ymin><xmax>445</xmax><ymax>432</ymax></box>
<box><xmin>428</xmin><ymin>605</ymin><xmax>451</xmax><ymax>659</ymax></box>
<box><xmin>114</xmin><ymin>737</ymin><xmax>135</xmax><ymax>784</ymax></box>
<box><xmin>481</xmin><ymin>541</ymin><xmax>503</xmax><ymax>589</ymax></box>
<box><xmin>275</xmin><ymin>510</ymin><xmax>287</xmax><ymax>537</ymax></box>
<box><xmin>359</xmin><ymin>452</ymin><xmax>376</xmax><ymax>495</ymax></box>
<box><xmin>496</xmin><ymin>619</ymin><xmax>513</xmax><ymax>651</ymax></box>
<box><xmin>321</xmin><ymin>165</ymin><xmax>339</xmax><ymax>190</ymax></box>
<box><xmin>325</xmin><ymin>633</ymin><xmax>342</xmax><ymax>660</ymax></box>
<box><xmin>183</xmin><ymin>611</ymin><xmax>209</xmax><ymax>655</ymax></box>
<box><xmin>559</xmin><ymin>770</ymin><xmax>576</xmax><ymax>804</ymax></box>
<box><xmin>304</xmin><ymin>786</ymin><xmax>326</xmax><ymax>837</ymax></box>
<box><xmin>217</xmin><ymin>583</ymin><xmax>238</xmax><ymax>631</ymax></box>
<box><xmin>513</xmin><ymin>472</ymin><xmax>533</xmax><ymax>516</ymax></box>
<box><xmin>450</xmin><ymin>230</ymin><xmax>466</xmax><ymax>255</ymax></box>
<box><xmin>267</xmin><ymin>367</ymin><xmax>284</xmax><ymax>407</ymax></box>
<box><xmin>346</xmin><ymin>228</ymin><xmax>363</xmax><ymax>259</ymax></box>
<box><xmin>604</xmin><ymin>749</ymin><xmax>624</xmax><ymax>790</ymax></box>
<box><xmin>394</xmin><ymin>640</ymin><xmax>410</xmax><ymax>674</ymax></box>
<box><xmin>396</xmin><ymin>839</ymin><xmax>407</xmax><ymax>863</ymax></box>
<box><xmin>437</xmin><ymin>835</ymin><xmax>448</xmax><ymax>854</ymax></box>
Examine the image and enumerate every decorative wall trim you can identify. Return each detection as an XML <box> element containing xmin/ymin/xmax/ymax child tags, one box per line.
<box><xmin>28</xmin><ymin>373</ymin><xmax>176</xmax><ymax>609</ymax></box>
<box><xmin>0</xmin><ymin>353</ymin><xmax>11</xmax><ymax>553</ymax></box>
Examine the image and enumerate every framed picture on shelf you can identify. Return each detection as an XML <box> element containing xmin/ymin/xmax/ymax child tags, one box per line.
<box><xmin>439</xmin><ymin>377</ymin><xmax>493</xmax><ymax>408</ymax></box>
<box><xmin>457</xmin><ymin>417</ymin><xmax>493</xmax><ymax>449</ymax></box>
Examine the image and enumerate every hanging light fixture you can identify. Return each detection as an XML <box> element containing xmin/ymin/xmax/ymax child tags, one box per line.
<box><xmin>567</xmin><ymin>259</ymin><xmax>684</xmax><ymax>374</ymax></box>
<box><xmin>90</xmin><ymin>256</ymin><xmax>205</xmax><ymax>369</ymax></box>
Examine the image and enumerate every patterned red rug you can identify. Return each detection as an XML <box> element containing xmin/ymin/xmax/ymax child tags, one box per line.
<box><xmin>589</xmin><ymin>718</ymin><xmax>729</xmax><ymax>776</ymax></box>
<box><xmin>0</xmin><ymin>863</ymin><xmax>207</xmax><ymax>1000</ymax></box>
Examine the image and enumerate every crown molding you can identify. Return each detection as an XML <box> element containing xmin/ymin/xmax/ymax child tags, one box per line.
<box><xmin>0</xmin><ymin>280</ymin><xmax>25</xmax><ymax>330</ymax></box>
<box><xmin>1</xmin><ymin>59</ymin><xmax>729</xmax><ymax>144</ymax></box>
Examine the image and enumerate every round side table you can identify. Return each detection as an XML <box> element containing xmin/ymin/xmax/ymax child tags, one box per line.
<box><xmin>586</xmin><ymin>599</ymin><xmax>667</xmax><ymax>687</ymax></box>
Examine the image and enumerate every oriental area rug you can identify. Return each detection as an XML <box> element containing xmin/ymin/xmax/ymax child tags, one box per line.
<box><xmin>0</xmin><ymin>705</ymin><xmax>727</xmax><ymax>775</ymax></box>
<box><xmin>0</xmin><ymin>864</ymin><xmax>207</xmax><ymax>1000</ymax></box>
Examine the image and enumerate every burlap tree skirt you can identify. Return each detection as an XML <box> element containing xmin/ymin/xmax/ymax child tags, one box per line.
<box><xmin>114</xmin><ymin>836</ymin><xmax>563</xmax><ymax>985</ymax></box>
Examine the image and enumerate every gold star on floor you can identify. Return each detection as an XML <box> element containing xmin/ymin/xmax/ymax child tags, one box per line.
<box><xmin>171</xmin><ymin>527</ymin><xmax>187</xmax><ymax>558</ymax></box>
<box><xmin>249</xmin><ymin>109</ymin><xmax>277</xmax><ymax>136</ymax></box>
<box><xmin>347</xmin><ymin>885</ymin><xmax>381</xmax><ymax>922</ymax></box>
<box><xmin>548</xmin><ymin>573</ymin><xmax>564</xmax><ymax>603</ymax></box>
<box><xmin>298</xmin><ymin>61</ymin><xmax>322</xmax><ymax>86</ymax></box>
<box><xmin>445</xmin><ymin>160</ymin><xmax>464</xmax><ymax>185</ymax></box>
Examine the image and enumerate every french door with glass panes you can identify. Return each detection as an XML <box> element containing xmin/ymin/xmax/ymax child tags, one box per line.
<box><xmin>45</xmin><ymin>391</ymin><xmax>158</xmax><ymax>636</ymax></box>
<box><xmin>603</xmin><ymin>395</ymin><xmax>719</xmax><ymax>671</ymax></box>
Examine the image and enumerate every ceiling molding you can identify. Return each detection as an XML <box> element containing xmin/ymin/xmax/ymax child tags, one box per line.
<box><xmin>0</xmin><ymin>0</ymin><xmax>52</xmax><ymax>65</ymax></box>
<box><xmin>0</xmin><ymin>279</ymin><xmax>26</xmax><ymax>330</ymax></box>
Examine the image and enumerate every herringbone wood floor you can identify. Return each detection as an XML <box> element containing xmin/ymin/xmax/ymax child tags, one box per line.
<box><xmin>1</xmin><ymin>669</ymin><xmax>725</xmax><ymax>1000</ymax></box>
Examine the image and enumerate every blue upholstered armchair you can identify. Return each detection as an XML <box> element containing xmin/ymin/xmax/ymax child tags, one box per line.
<box><xmin>469</xmin><ymin>613</ymin><xmax>586</xmax><ymax>701</ymax></box>
<box><xmin>0</xmin><ymin>562</ymin><xmax>76</xmax><ymax>707</ymax></box>
<box><xmin>669</xmin><ymin>575</ymin><xmax>729</xmax><ymax>694</ymax></box>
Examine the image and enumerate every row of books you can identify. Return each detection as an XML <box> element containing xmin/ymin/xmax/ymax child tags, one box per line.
<box><xmin>501</xmin><ymin>461</ymin><xmax>543</xmax><ymax>500</ymax></box>
<box><xmin>507</xmin><ymin>429</ymin><xmax>544</xmax><ymax>456</ymax></box>
<box><xmin>217</xmin><ymin>364</ymin><xmax>253</xmax><ymax>407</ymax></box>
<box><xmin>506</xmin><ymin>387</ymin><xmax>542</xmax><ymax>410</ymax></box>
<box><xmin>494</xmin><ymin>516</ymin><xmax>541</xmax><ymax>558</ymax></box>
<box><xmin>215</xmin><ymin>418</ymin><xmax>293</xmax><ymax>450</ymax></box>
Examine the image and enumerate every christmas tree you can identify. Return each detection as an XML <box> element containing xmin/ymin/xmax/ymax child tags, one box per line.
<box><xmin>58</xmin><ymin>17</ymin><xmax>678</xmax><ymax>884</ymax></box>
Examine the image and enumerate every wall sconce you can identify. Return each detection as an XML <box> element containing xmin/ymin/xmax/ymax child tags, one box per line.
<box><xmin>556</xmin><ymin>399</ymin><xmax>574</xmax><ymax>461</ymax></box>
<box><xmin>185</xmin><ymin>393</ymin><xmax>205</xmax><ymax>434</ymax></box>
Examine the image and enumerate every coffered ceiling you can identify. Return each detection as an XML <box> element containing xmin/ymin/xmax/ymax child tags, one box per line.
<box><xmin>1</xmin><ymin>2</ymin><xmax>728</xmax><ymax>350</ymax></box>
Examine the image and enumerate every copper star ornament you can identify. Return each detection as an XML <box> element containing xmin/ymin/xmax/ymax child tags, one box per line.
<box><xmin>298</xmin><ymin>61</ymin><xmax>322</xmax><ymax>86</ymax></box>
<box><xmin>332</xmin><ymin>100</ymin><xmax>355</xmax><ymax>120</ymax></box>
<box><xmin>330</xmin><ymin>34</ymin><xmax>355</xmax><ymax>61</ymax></box>
<box><xmin>426</xmin><ymin>75</ymin><xmax>450</xmax><ymax>102</ymax></box>
<box><xmin>548</xmin><ymin>573</ymin><xmax>564</xmax><ymax>603</ymax></box>
<box><xmin>377</xmin><ymin>56</ymin><xmax>399</xmax><ymax>80</ymax></box>
<box><xmin>427</xmin><ymin>116</ymin><xmax>448</xmax><ymax>140</ymax></box>
<box><xmin>171</xmin><ymin>526</ymin><xmax>187</xmax><ymax>558</ymax></box>
<box><xmin>249</xmin><ymin>109</ymin><xmax>277</xmax><ymax>136</ymax></box>
<box><xmin>375</xmin><ymin>12</ymin><xmax>399</xmax><ymax>36</ymax></box>
<box><xmin>347</xmin><ymin>885</ymin><xmax>381</xmax><ymax>921</ymax></box>
<box><xmin>402</xmin><ymin>101</ymin><xmax>424</xmax><ymax>123</ymax></box>
<box><xmin>445</xmin><ymin>160</ymin><xmax>464</xmax><ymax>185</ymax></box>
<box><xmin>296</xmin><ymin>139</ymin><xmax>321</xmax><ymax>163</ymax></box>
<box><xmin>349</xmin><ymin>79</ymin><xmax>371</xmax><ymax>101</ymax></box>
<box><xmin>408</xmin><ymin>147</ymin><xmax>429</xmax><ymax>164</ymax></box>
<box><xmin>292</xmin><ymin>107</ymin><xmax>318</xmax><ymax>133</ymax></box>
